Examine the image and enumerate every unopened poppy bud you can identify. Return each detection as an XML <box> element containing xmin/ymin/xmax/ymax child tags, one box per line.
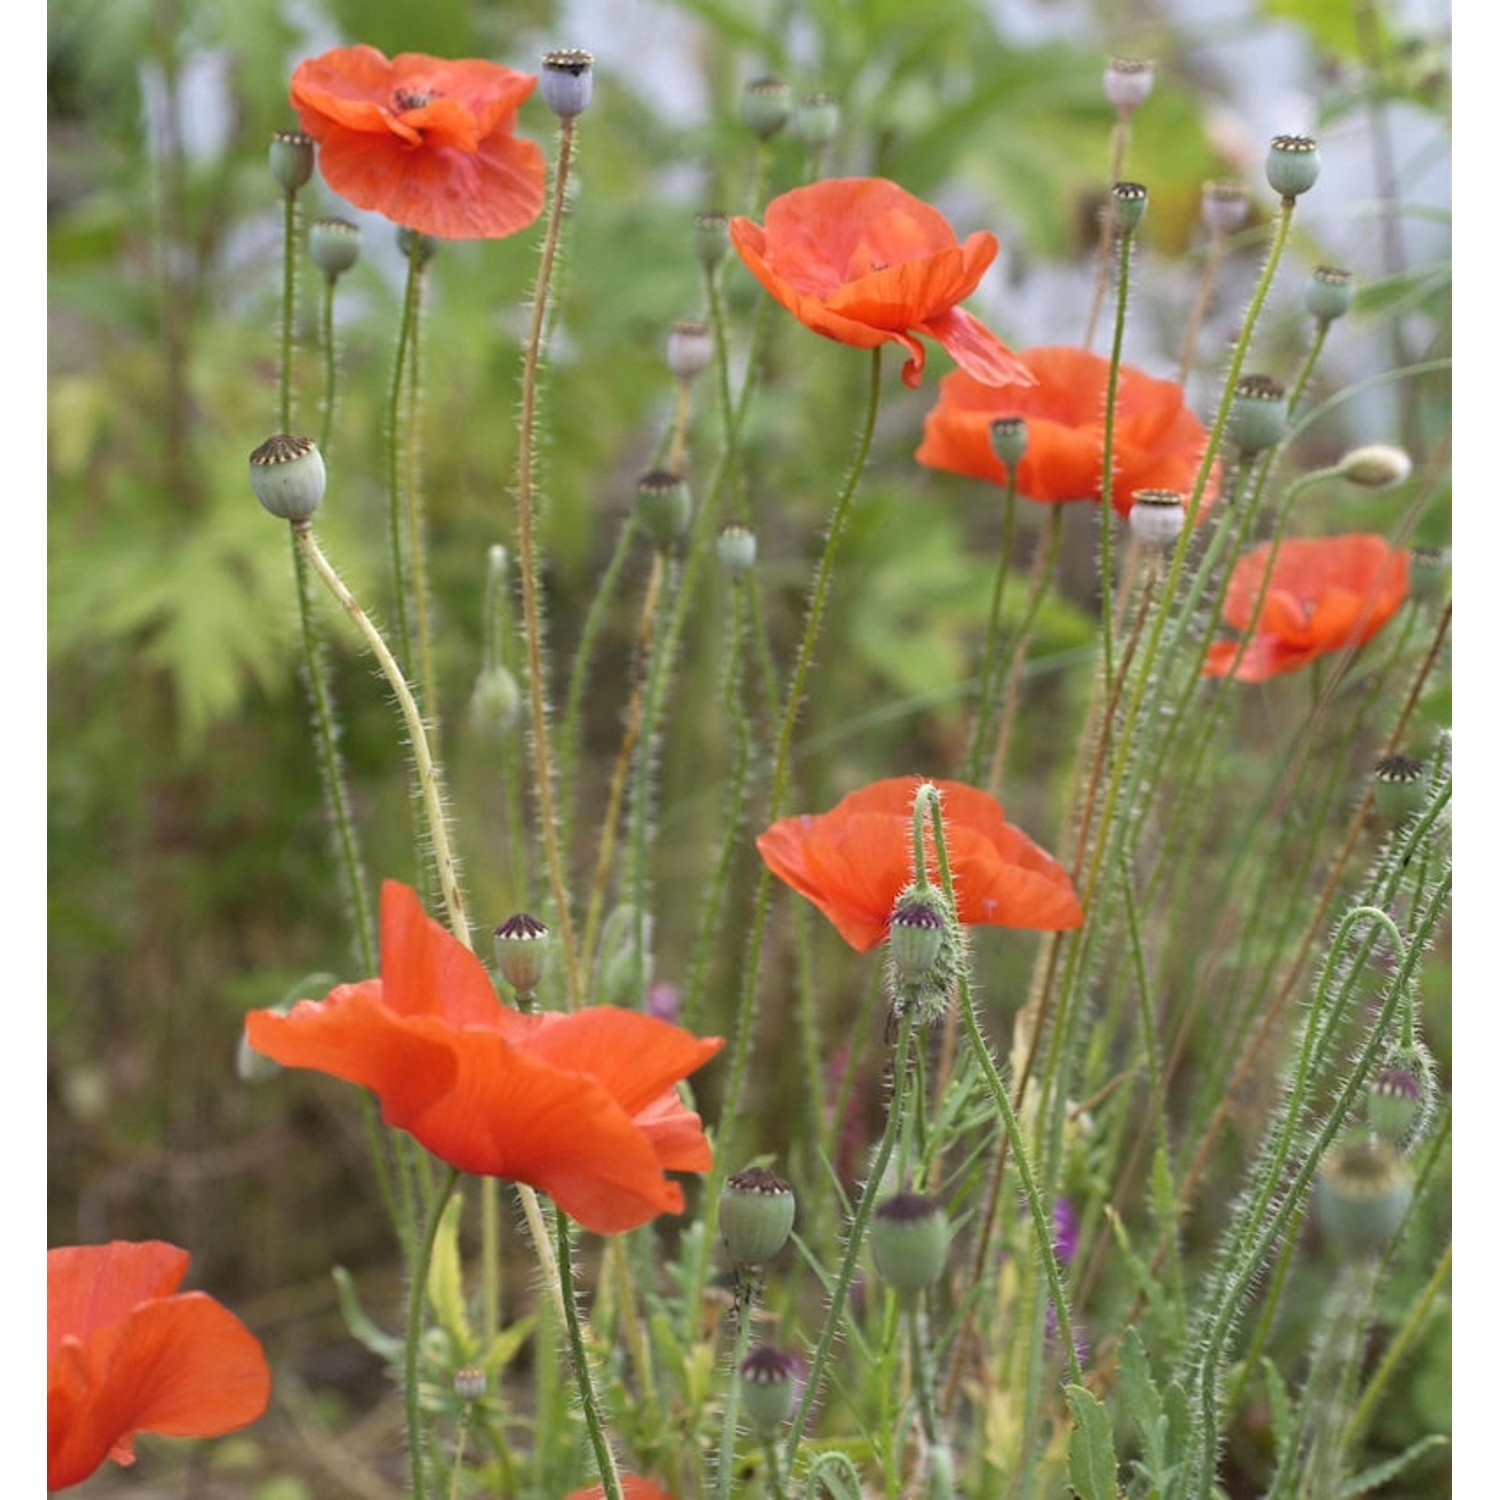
<box><xmin>635</xmin><ymin>470</ymin><xmax>692</xmax><ymax>548</ymax></box>
<box><xmin>269</xmin><ymin>129</ymin><xmax>314</xmax><ymax>193</ymax></box>
<box><xmin>1266</xmin><ymin>133</ymin><xmax>1321</xmax><ymax>199</ymax></box>
<box><xmin>1371</xmin><ymin>753</ymin><xmax>1425</xmax><ymax>822</ymax></box>
<box><xmin>309</xmin><ymin>216</ymin><xmax>361</xmax><ymax>280</ymax></box>
<box><xmin>1367</xmin><ymin>1066</ymin><xmax>1423</xmax><ymax>1148</ymax></box>
<box><xmin>720</xmin><ymin>1167</ymin><xmax>796</xmax><ymax>1266</ymax></box>
<box><xmin>989</xmin><ymin>416</ymin><xmax>1028</xmax><ymax>469</ymax></box>
<box><xmin>1307</xmin><ymin>264</ymin><xmax>1355</xmax><ymax>322</ymax></box>
<box><xmin>397</xmin><ymin>226</ymin><xmax>436</xmax><ymax>267</ymax></box>
<box><xmin>667</xmin><ymin>319</ymin><xmax>713</xmax><ymax>381</ymax></box>
<box><xmin>886</xmin><ymin>883</ymin><xmax>962</xmax><ymax>1026</ymax></box>
<box><xmin>1104</xmin><ymin>57</ymin><xmax>1154</xmax><ymax>113</ymax></box>
<box><xmin>796</xmin><ymin>92</ymin><xmax>841</xmax><ymax>151</ymax></box>
<box><xmin>540</xmin><ymin>48</ymin><xmax>593</xmax><ymax>118</ymax></box>
<box><xmin>693</xmin><ymin>210</ymin><xmax>730</xmax><ymax>269</ymax></box>
<box><xmin>493</xmin><ymin>913</ymin><xmax>551</xmax><ymax>995</ymax></box>
<box><xmin>742</xmin><ymin>76</ymin><xmax>793</xmax><ymax>139</ymax></box>
<box><xmin>1110</xmin><ymin>180</ymin><xmax>1149</xmax><ymax>233</ymax></box>
<box><xmin>871</xmin><ymin>1194</ymin><xmax>950</xmax><ymax>1295</ymax></box>
<box><xmin>1338</xmin><ymin>444</ymin><xmax>1412</xmax><ymax>489</ymax></box>
<box><xmin>717</xmin><ymin>523</ymin><xmax>757</xmax><ymax>577</ymax></box>
<box><xmin>1201</xmin><ymin>179</ymin><xmax>1250</xmax><ymax>236</ymax></box>
<box><xmin>1227</xmin><ymin>374</ymin><xmax>1288</xmax><ymax>455</ymax></box>
<box><xmin>1128</xmin><ymin>489</ymin><xmax>1186</xmax><ymax>549</ymax></box>
<box><xmin>1315</xmin><ymin>1139</ymin><xmax>1412</xmax><ymax>1258</ymax></box>
<box><xmin>468</xmin><ymin>665</ymin><xmax>522</xmax><ymax>741</ymax></box>
<box><xmin>249</xmin><ymin>433</ymin><xmax>325</xmax><ymax>523</ymax></box>
<box><xmin>453</xmin><ymin>1365</ymin><xmax>487</xmax><ymax>1401</ymax></box>
<box><xmin>739</xmin><ymin>1346</ymin><xmax>801</xmax><ymax>1433</ymax></box>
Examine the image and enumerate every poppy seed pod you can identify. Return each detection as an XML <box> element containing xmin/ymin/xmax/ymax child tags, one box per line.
<box><xmin>693</xmin><ymin>210</ymin><xmax>730</xmax><ymax>269</ymax></box>
<box><xmin>1371</xmin><ymin>754</ymin><xmax>1425</xmax><ymax>823</ymax></box>
<box><xmin>1266</xmin><ymin>133</ymin><xmax>1321</xmax><ymax>199</ymax></box>
<box><xmin>453</xmin><ymin>1365</ymin><xmax>487</xmax><ymax>1401</ymax></box>
<box><xmin>1201</xmin><ymin>179</ymin><xmax>1250</xmax><ymax>236</ymax></box>
<box><xmin>871</xmin><ymin>1194</ymin><xmax>950</xmax><ymax>1295</ymax></box>
<box><xmin>1227</xmin><ymin>374</ymin><xmax>1288</xmax><ymax>455</ymax></box>
<box><xmin>716</xmin><ymin>523</ymin><xmax>757</xmax><ymax>577</ymax></box>
<box><xmin>1408</xmin><ymin>545</ymin><xmax>1451</xmax><ymax>604</ymax></box>
<box><xmin>1307</xmin><ymin>264</ymin><xmax>1355</xmax><ymax>322</ymax></box>
<box><xmin>886</xmin><ymin>885</ymin><xmax>963</xmax><ymax>1026</ymax></box>
<box><xmin>269</xmin><ymin>129</ymin><xmax>315</xmax><ymax>193</ymax></box>
<box><xmin>666</xmin><ymin>319</ymin><xmax>714</xmax><ymax>381</ymax></box>
<box><xmin>493</xmin><ymin>912</ymin><xmax>551</xmax><ymax>995</ymax></box>
<box><xmin>1314</xmin><ymin>1139</ymin><xmax>1412</xmax><ymax>1258</ymax></box>
<box><xmin>739</xmin><ymin>1346</ymin><xmax>801</xmax><ymax>1434</ymax></box>
<box><xmin>635</xmin><ymin>470</ymin><xmax>692</xmax><ymax>547</ymax></box>
<box><xmin>989</xmin><ymin>416</ymin><xmax>1028</xmax><ymax>469</ymax></box>
<box><xmin>249</xmin><ymin>433</ymin><xmax>326</xmax><ymax>523</ymax></box>
<box><xmin>1367</xmin><ymin>1066</ymin><xmax>1423</xmax><ymax>1148</ymax></box>
<box><xmin>796</xmin><ymin>92</ymin><xmax>841</xmax><ymax>151</ymax></box>
<box><xmin>1104</xmin><ymin>57</ymin><xmax>1154</xmax><ymax>113</ymax></box>
<box><xmin>889</xmin><ymin>896</ymin><xmax>947</xmax><ymax>986</ymax></box>
<box><xmin>742</xmin><ymin>76</ymin><xmax>793</xmax><ymax>139</ymax></box>
<box><xmin>397</xmin><ymin>226</ymin><xmax>436</xmax><ymax>267</ymax></box>
<box><xmin>540</xmin><ymin>48</ymin><xmax>593</xmax><ymax>118</ymax></box>
<box><xmin>719</xmin><ymin>1167</ymin><xmax>796</xmax><ymax>1267</ymax></box>
<box><xmin>309</xmin><ymin>217</ymin><xmax>361</xmax><ymax>280</ymax></box>
<box><xmin>1128</xmin><ymin>489</ymin><xmax>1187</xmax><ymax>549</ymax></box>
<box><xmin>1110</xmin><ymin>180</ymin><xmax>1149</xmax><ymax>233</ymax></box>
<box><xmin>1338</xmin><ymin>444</ymin><xmax>1412</xmax><ymax>489</ymax></box>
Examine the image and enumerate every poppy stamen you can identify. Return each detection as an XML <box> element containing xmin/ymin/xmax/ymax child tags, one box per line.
<box><xmin>392</xmin><ymin>86</ymin><xmax>435</xmax><ymax>111</ymax></box>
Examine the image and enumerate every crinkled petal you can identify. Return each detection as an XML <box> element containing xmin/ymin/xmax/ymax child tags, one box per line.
<box><xmin>916</xmin><ymin>307</ymin><xmax>1035</xmax><ymax>390</ymax></box>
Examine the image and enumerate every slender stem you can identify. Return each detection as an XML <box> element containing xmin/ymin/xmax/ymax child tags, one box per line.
<box><xmin>555</xmin><ymin>1212</ymin><xmax>622</xmax><ymax>1500</ymax></box>
<box><xmin>406</xmin><ymin>1166</ymin><xmax>460</xmax><ymax>1500</ymax></box>
<box><xmin>318</xmin><ymin>272</ymin><xmax>340</xmax><ymax>455</ymax></box>
<box><xmin>384</xmin><ymin>247</ymin><xmax>422</xmax><ymax>676</ymax></box>
<box><xmin>278</xmin><ymin>188</ymin><xmax>298</xmax><ymax>431</ymax></box>
<box><xmin>716</xmin><ymin>1272</ymin><xmax>759</xmax><ymax>1500</ymax></box>
<box><xmin>1177</xmin><ymin>232</ymin><xmax>1227</xmax><ymax>384</ymax></box>
<box><xmin>962</xmin><ymin>473</ymin><xmax>1018</xmax><ymax>784</ymax></box>
<box><xmin>1098</xmin><ymin>221</ymin><xmax>1136</xmax><ymax>692</ymax></box>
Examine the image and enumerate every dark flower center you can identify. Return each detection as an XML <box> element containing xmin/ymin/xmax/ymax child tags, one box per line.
<box><xmin>392</xmin><ymin>87</ymin><xmax>435</xmax><ymax>112</ymax></box>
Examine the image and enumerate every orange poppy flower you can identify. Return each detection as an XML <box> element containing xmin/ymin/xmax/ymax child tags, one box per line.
<box><xmin>728</xmin><ymin>178</ymin><xmax>1035</xmax><ymax>390</ymax></box>
<box><xmin>48</xmin><ymin>1241</ymin><xmax>270</xmax><ymax>1491</ymax></box>
<box><xmin>1202</xmin><ymin>533</ymin><xmax>1410</xmax><ymax>682</ymax></box>
<box><xmin>245</xmin><ymin>882</ymin><xmax>723</xmax><ymax>1235</ymax></box>
<box><xmin>566</xmin><ymin>1479</ymin><xmax>675</xmax><ymax>1500</ymax></box>
<box><xmin>757</xmin><ymin>777</ymin><xmax>1082</xmax><ymax>954</ymax></box>
<box><xmin>290</xmin><ymin>45</ymin><xmax>545</xmax><ymax>240</ymax></box>
<box><xmin>914</xmin><ymin>345</ymin><xmax>1217</xmax><ymax>517</ymax></box>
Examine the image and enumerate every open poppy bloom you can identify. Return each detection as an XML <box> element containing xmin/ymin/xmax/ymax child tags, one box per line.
<box><xmin>729</xmin><ymin>178</ymin><xmax>1035</xmax><ymax>390</ymax></box>
<box><xmin>48</xmin><ymin>1240</ymin><xmax>270</xmax><ymax>1491</ymax></box>
<box><xmin>290</xmin><ymin>45</ymin><xmax>545</xmax><ymax>240</ymax></box>
<box><xmin>757</xmin><ymin>777</ymin><xmax>1082</xmax><ymax>953</ymax></box>
<box><xmin>1203</xmin><ymin>533</ymin><xmax>1409</xmax><ymax>682</ymax></box>
<box><xmin>915</xmin><ymin>346</ymin><xmax>1216</xmax><ymax>517</ymax></box>
<box><xmin>245</xmin><ymin>882</ymin><xmax>722</xmax><ymax>1234</ymax></box>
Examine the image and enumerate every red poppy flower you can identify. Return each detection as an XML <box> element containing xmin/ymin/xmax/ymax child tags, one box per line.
<box><xmin>566</xmin><ymin>1478</ymin><xmax>675</xmax><ymax>1500</ymax></box>
<box><xmin>757</xmin><ymin>777</ymin><xmax>1082</xmax><ymax>954</ymax></box>
<box><xmin>914</xmin><ymin>345</ymin><xmax>1217</xmax><ymax>517</ymax></box>
<box><xmin>1202</xmin><ymin>533</ymin><xmax>1409</xmax><ymax>682</ymax></box>
<box><xmin>290</xmin><ymin>45</ymin><xmax>545</xmax><ymax>240</ymax></box>
<box><xmin>728</xmin><ymin>178</ymin><xmax>1035</xmax><ymax>390</ymax></box>
<box><xmin>48</xmin><ymin>1241</ymin><xmax>270</xmax><ymax>1491</ymax></box>
<box><xmin>245</xmin><ymin>883</ymin><xmax>723</xmax><ymax>1235</ymax></box>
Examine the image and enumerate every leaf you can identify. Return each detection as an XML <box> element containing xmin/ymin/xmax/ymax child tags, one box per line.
<box><xmin>1118</xmin><ymin>1326</ymin><xmax>1167</xmax><ymax>1478</ymax></box>
<box><xmin>1340</xmin><ymin>1434</ymin><xmax>1450</xmax><ymax>1495</ymax></box>
<box><xmin>1066</xmin><ymin>1383</ymin><xmax>1120</xmax><ymax>1500</ymax></box>
<box><xmin>426</xmin><ymin>1191</ymin><xmax>473</xmax><ymax>1350</ymax></box>
<box><xmin>1259</xmin><ymin>1356</ymin><xmax>1295</xmax><ymax>1467</ymax></box>
<box><xmin>331</xmin><ymin>1265</ymin><xmax>403</xmax><ymax>1362</ymax></box>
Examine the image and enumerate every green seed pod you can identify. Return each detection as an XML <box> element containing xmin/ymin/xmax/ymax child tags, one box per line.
<box><xmin>1266</xmin><ymin>133</ymin><xmax>1321</xmax><ymax>199</ymax></box>
<box><xmin>453</xmin><ymin>1365</ymin><xmax>487</xmax><ymax>1401</ymax></box>
<box><xmin>1306</xmin><ymin>264</ymin><xmax>1355</xmax><ymax>322</ymax></box>
<box><xmin>1367</xmin><ymin>1066</ymin><xmax>1423</xmax><ymax>1149</ymax></box>
<box><xmin>1227</xmin><ymin>374</ymin><xmax>1288</xmax><ymax>455</ymax></box>
<box><xmin>1371</xmin><ymin>754</ymin><xmax>1425</xmax><ymax>823</ymax></box>
<box><xmin>720</xmin><ymin>1167</ymin><xmax>796</xmax><ymax>1267</ymax></box>
<box><xmin>739</xmin><ymin>1346</ymin><xmax>801</xmax><ymax>1434</ymax></box>
<box><xmin>397</xmin><ymin>226</ymin><xmax>436</xmax><ymax>267</ymax></box>
<box><xmin>493</xmin><ymin>913</ymin><xmax>551</xmax><ymax>996</ymax></box>
<box><xmin>1128</xmin><ymin>489</ymin><xmax>1186</xmax><ymax>550</ymax></box>
<box><xmin>666</xmin><ymin>320</ymin><xmax>713</xmax><ymax>381</ymax></box>
<box><xmin>885</xmin><ymin>884</ymin><xmax>963</xmax><ymax>1026</ymax></box>
<box><xmin>309</xmin><ymin>217</ymin><xmax>361</xmax><ymax>280</ymax></box>
<box><xmin>989</xmin><ymin>416</ymin><xmax>1028</xmax><ymax>470</ymax></box>
<box><xmin>635</xmin><ymin>469</ymin><xmax>692</xmax><ymax>548</ymax></box>
<box><xmin>1104</xmin><ymin>56</ymin><xmax>1154</xmax><ymax>114</ymax></box>
<box><xmin>1408</xmin><ymin>546</ymin><xmax>1451</xmax><ymax>605</ymax></box>
<box><xmin>693</xmin><ymin>210</ymin><xmax>730</xmax><ymax>269</ymax></box>
<box><xmin>540</xmin><ymin>48</ymin><xmax>594</xmax><ymax>119</ymax></box>
<box><xmin>716</xmin><ymin>523</ymin><xmax>757</xmax><ymax>578</ymax></box>
<box><xmin>742</xmin><ymin>76</ymin><xmax>793</xmax><ymax>139</ymax></box>
<box><xmin>1110</xmin><ymin>180</ymin><xmax>1149</xmax><ymax>234</ymax></box>
<box><xmin>1315</xmin><ymin>1139</ymin><xmax>1412</xmax><ymax>1258</ymax></box>
<box><xmin>796</xmin><ymin>92</ymin><xmax>841</xmax><ymax>151</ymax></box>
<box><xmin>871</xmin><ymin>1193</ymin><xmax>950</xmax><ymax>1295</ymax></box>
<box><xmin>249</xmin><ymin>433</ymin><xmax>325</xmax><ymax>523</ymax></box>
<box><xmin>269</xmin><ymin>129</ymin><xmax>315</xmax><ymax>193</ymax></box>
<box><xmin>1201</xmin><ymin>179</ymin><xmax>1250</xmax><ymax>237</ymax></box>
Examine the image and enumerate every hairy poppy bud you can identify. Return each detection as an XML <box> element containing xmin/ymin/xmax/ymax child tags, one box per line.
<box><xmin>796</xmin><ymin>92</ymin><xmax>841</xmax><ymax>151</ymax></box>
<box><xmin>1201</xmin><ymin>179</ymin><xmax>1250</xmax><ymax>236</ymax></box>
<box><xmin>717</xmin><ymin>523</ymin><xmax>757</xmax><ymax>577</ymax></box>
<box><xmin>742</xmin><ymin>76</ymin><xmax>793</xmax><ymax>139</ymax></box>
<box><xmin>720</xmin><ymin>1167</ymin><xmax>796</xmax><ymax>1267</ymax></box>
<box><xmin>1110</xmin><ymin>180</ymin><xmax>1149</xmax><ymax>233</ymax></box>
<box><xmin>1227</xmin><ymin>374</ymin><xmax>1288</xmax><ymax>455</ymax></box>
<box><xmin>666</xmin><ymin>319</ymin><xmax>713</xmax><ymax>381</ymax></box>
<box><xmin>1266</xmin><ymin>133</ymin><xmax>1320</xmax><ymax>199</ymax></box>
<box><xmin>1338</xmin><ymin>444</ymin><xmax>1412</xmax><ymax>489</ymax></box>
<box><xmin>989</xmin><ymin>416</ymin><xmax>1028</xmax><ymax>469</ymax></box>
<box><xmin>1307</xmin><ymin>264</ymin><xmax>1355</xmax><ymax>323</ymax></box>
<box><xmin>493</xmin><ymin>913</ymin><xmax>550</xmax><ymax>996</ymax></box>
<box><xmin>886</xmin><ymin>885</ymin><xmax>963</xmax><ymax>1026</ymax></box>
<box><xmin>309</xmin><ymin>217</ymin><xmax>361</xmax><ymax>280</ymax></box>
<box><xmin>453</xmin><ymin>1365</ymin><xmax>487</xmax><ymax>1401</ymax></box>
<box><xmin>1371</xmin><ymin>754</ymin><xmax>1425</xmax><ymax>823</ymax></box>
<box><xmin>468</xmin><ymin>665</ymin><xmax>522</xmax><ymax>741</ymax></box>
<box><xmin>249</xmin><ymin>433</ymin><xmax>325</xmax><ymax>523</ymax></box>
<box><xmin>1315</xmin><ymin>1139</ymin><xmax>1412</xmax><ymax>1258</ymax></box>
<box><xmin>739</xmin><ymin>1345</ymin><xmax>801</xmax><ymax>1433</ymax></box>
<box><xmin>1128</xmin><ymin>489</ymin><xmax>1186</xmax><ymax>549</ymax></box>
<box><xmin>269</xmin><ymin>129</ymin><xmax>314</xmax><ymax>193</ymax></box>
<box><xmin>1367</xmin><ymin>1066</ymin><xmax>1423</xmax><ymax>1149</ymax></box>
<box><xmin>1104</xmin><ymin>57</ymin><xmax>1154</xmax><ymax>113</ymax></box>
<box><xmin>540</xmin><ymin>48</ymin><xmax>593</xmax><ymax>119</ymax></box>
<box><xmin>635</xmin><ymin>470</ymin><xmax>692</xmax><ymax>548</ymax></box>
<box><xmin>693</xmin><ymin>210</ymin><xmax>730</xmax><ymax>269</ymax></box>
<box><xmin>871</xmin><ymin>1194</ymin><xmax>950</xmax><ymax>1295</ymax></box>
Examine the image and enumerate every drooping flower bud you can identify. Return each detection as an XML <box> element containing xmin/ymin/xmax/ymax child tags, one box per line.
<box><xmin>989</xmin><ymin>416</ymin><xmax>1028</xmax><ymax>469</ymax></box>
<box><xmin>1103</xmin><ymin>57</ymin><xmax>1154</xmax><ymax>114</ymax></box>
<box><xmin>1109</xmin><ymin>180</ymin><xmax>1149</xmax><ymax>233</ymax></box>
<box><xmin>493</xmin><ymin>913</ymin><xmax>551</xmax><ymax>996</ymax></box>
<box><xmin>693</xmin><ymin>210</ymin><xmax>730</xmax><ymax>269</ymax></box>
<box><xmin>1265</xmin><ymin>133</ymin><xmax>1321</xmax><ymax>199</ymax></box>
<box><xmin>1314</xmin><ymin>1139</ymin><xmax>1412</xmax><ymax>1258</ymax></box>
<box><xmin>1337</xmin><ymin>444</ymin><xmax>1412</xmax><ymax>489</ymax></box>
<box><xmin>738</xmin><ymin>1346</ymin><xmax>802</xmax><ymax>1434</ymax></box>
<box><xmin>249</xmin><ymin>433</ymin><xmax>325</xmax><ymax>523</ymax></box>
<box><xmin>1306</xmin><ymin>264</ymin><xmax>1355</xmax><ymax>323</ymax></box>
<box><xmin>453</xmin><ymin>1365</ymin><xmax>487</xmax><ymax>1402</ymax></box>
<box><xmin>1367</xmin><ymin>1066</ymin><xmax>1423</xmax><ymax>1148</ymax></box>
<box><xmin>795</xmin><ymin>92</ymin><xmax>841</xmax><ymax>151</ymax></box>
<box><xmin>716</xmin><ymin>523</ymin><xmax>758</xmax><ymax>578</ymax></box>
<box><xmin>1128</xmin><ymin>489</ymin><xmax>1186</xmax><ymax>550</ymax></box>
<box><xmin>719</xmin><ymin>1167</ymin><xmax>796</xmax><ymax>1267</ymax></box>
<box><xmin>1227</xmin><ymin>374</ymin><xmax>1288</xmax><ymax>455</ymax></box>
<box><xmin>666</xmin><ymin>319</ymin><xmax>713</xmax><ymax>381</ymax></box>
<box><xmin>635</xmin><ymin>470</ymin><xmax>692</xmax><ymax>548</ymax></box>
<box><xmin>1371</xmin><ymin>754</ymin><xmax>1425</xmax><ymax>823</ymax></box>
<box><xmin>871</xmin><ymin>1194</ymin><xmax>950</xmax><ymax>1295</ymax></box>
<box><xmin>468</xmin><ymin>664</ymin><xmax>522</xmax><ymax>741</ymax></box>
<box><xmin>309</xmin><ymin>217</ymin><xmax>361</xmax><ymax>280</ymax></box>
<box><xmin>1200</xmin><ymin>179</ymin><xmax>1250</xmax><ymax>237</ymax></box>
<box><xmin>741</xmin><ymin>76</ymin><xmax>793</xmax><ymax>139</ymax></box>
<box><xmin>269</xmin><ymin>129</ymin><xmax>315</xmax><ymax>193</ymax></box>
<box><xmin>540</xmin><ymin>48</ymin><xmax>594</xmax><ymax>119</ymax></box>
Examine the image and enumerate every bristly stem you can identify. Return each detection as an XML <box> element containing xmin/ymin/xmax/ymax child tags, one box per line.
<box><xmin>1098</xmin><ymin>214</ymin><xmax>1137</xmax><ymax>693</ymax></box>
<box><xmin>318</xmin><ymin>270</ymin><xmax>340</xmax><ymax>455</ymax></box>
<box><xmin>963</xmin><ymin>469</ymin><xmax>1018</xmax><ymax>785</ymax></box>
<box><xmin>556</xmin><ymin>1211</ymin><xmax>623</xmax><ymax>1500</ymax></box>
<box><xmin>278</xmin><ymin>187</ymin><xmax>298</xmax><ymax>431</ymax></box>
<box><xmin>406</xmin><ymin>1166</ymin><xmax>460</xmax><ymax>1500</ymax></box>
<box><xmin>385</xmin><ymin>245</ymin><xmax>422</xmax><ymax>678</ymax></box>
<box><xmin>516</xmin><ymin>114</ymin><xmax>585</xmax><ymax>1011</ymax></box>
